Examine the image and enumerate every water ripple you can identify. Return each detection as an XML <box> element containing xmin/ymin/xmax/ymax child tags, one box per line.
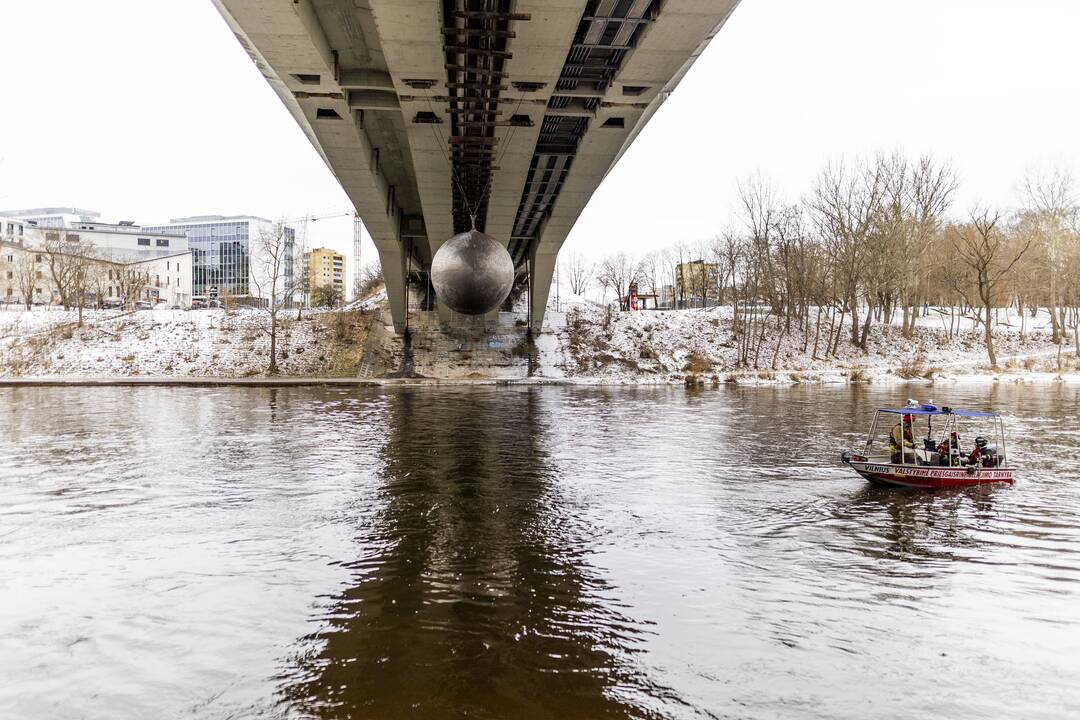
<box><xmin>0</xmin><ymin>384</ymin><xmax>1078</xmax><ymax>719</ymax></box>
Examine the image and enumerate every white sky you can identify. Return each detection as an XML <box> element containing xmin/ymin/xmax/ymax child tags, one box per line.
<box><xmin>1</xmin><ymin>0</ymin><xmax>1078</xmax><ymax>266</ymax></box>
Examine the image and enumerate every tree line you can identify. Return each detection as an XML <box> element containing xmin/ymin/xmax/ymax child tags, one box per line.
<box><xmin>565</xmin><ymin>153</ymin><xmax>1080</xmax><ymax>369</ymax></box>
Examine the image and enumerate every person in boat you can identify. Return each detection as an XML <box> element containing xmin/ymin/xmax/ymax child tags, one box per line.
<box><xmin>968</xmin><ymin>436</ymin><xmax>991</xmax><ymax>467</ymax></box>
<box><xmin>937</xmin><ymin>431</ymin><xmax>963</xmax><ymax>466</ymax></box>
<box><xmin>889</xmin><ymin>414</ymin><xmax>916</xmax><ymax>464</ymax></box>
<box><xmin>936</xmin><ymin>438</ymin><xmax>951</xmax><ymax>466</ymax></box>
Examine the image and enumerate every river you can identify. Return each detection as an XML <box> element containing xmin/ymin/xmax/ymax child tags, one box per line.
<box><xmin>1</xmin><ymin>384</ymin><xmax>1078</xmax><ymax>719</ymax></box>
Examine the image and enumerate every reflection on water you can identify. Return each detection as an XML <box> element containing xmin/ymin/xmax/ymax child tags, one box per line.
<box><xmin>0</xmin><ymin>384</ymin><xmax>1079</xmax><ymax>719</ymax></box>
<box><xmin>280</xmin><ymin>389</ymin><xmax>655</xmax><ymax>718</ymax></box>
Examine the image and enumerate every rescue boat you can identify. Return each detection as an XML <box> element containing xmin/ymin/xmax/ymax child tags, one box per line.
<box><xmin>841</xmin><ymin>402</ymin><xmax>1014</xmax><ymax>489</ymax></box>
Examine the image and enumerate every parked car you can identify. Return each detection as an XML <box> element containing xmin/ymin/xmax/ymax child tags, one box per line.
<box><xmin>102</xmin><ymin>298</ymin><xmax>123</xmax><ymax>309</ymax></box>
<box><xmin>190</xmin><ymin>300</ymin><xmax>207</xmax><ymax>309</ymax></box>
<box><xmin>134</xmin><ymin>300</ymin><xmax>153</xmax><ymax>310</ymax></box>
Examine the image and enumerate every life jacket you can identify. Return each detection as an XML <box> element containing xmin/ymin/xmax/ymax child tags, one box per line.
<box><xmin>890</xmin><ymin>423</ymin><xmax>914</xmax><ymax>449</ymax></box>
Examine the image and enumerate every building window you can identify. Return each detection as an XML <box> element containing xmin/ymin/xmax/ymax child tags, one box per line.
<box><xmin>137</xmin><ymin>238</ymin><xmax>151</xmax><ymax>246</ymax></box>
<box><xmin>156</xmin><ymin>239</ymin><xmax>169</xmax><ymax>247</ymax></box>
<box><xmin>34</xmin><ymin>255</ymin><xmax>42</xmax><ymax>262</ymax></box>
<box><xmin>35</xmin><ymin>271</ymin><xmax>42</xmax><ymax>279</ymax></box>
<box><xmin>6</xmin><ymin>271</ymin><xmax>11</xmax><ymax>279</ymax></box>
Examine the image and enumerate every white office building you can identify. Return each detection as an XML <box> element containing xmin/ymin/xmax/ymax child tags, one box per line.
<box><xmin>0</xmin><ymin>210</ymin><xmax>193</xmax><ymax>307</ymax></box>
<box><xmin>4</xmin><ymin>207</ymin><xmax>102</xmax><ymax>229</ymax></box>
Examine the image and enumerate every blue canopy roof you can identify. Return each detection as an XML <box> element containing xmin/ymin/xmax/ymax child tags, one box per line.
<box><xmin>880</xmin><ymin>407</ymin><xmax>998</xmax><ymax>418</ymax></box>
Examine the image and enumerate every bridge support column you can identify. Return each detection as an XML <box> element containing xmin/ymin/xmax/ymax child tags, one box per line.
<box><xmin>528</xmin><ymin>244</ymin><xmax>559</xmax><ymax>332</ymax></box>
<box><xmin>374</xmin><ymin>242</ymin><xmax>407</xmax><ymax>333</ymax></box>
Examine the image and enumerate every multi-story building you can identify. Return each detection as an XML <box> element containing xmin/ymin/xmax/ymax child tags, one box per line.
<box><xmin>46</xmin><ymin>221</ymin><xmax>188</xmax><ymax>262</ymax></box>
<box><xmin>141</xmin><ymin>215</ymin><xmax>295</xmax><ymax>304</ymax></box>
<box><xmin>0</xmin><ymin>223</ymin><xmax>192</xmax><ymax>308</ymax></box>
<box><xmin>4</xmin><ymin>207</ymin><xmax>101</xmax><ymax>229</ymax></box>
<box><xmin>303</xmin><ymin>247</ymin><xmax>345</xmax><ymax>303</ymax></box>
<box><xmin>675</xmin><ymin>259</ymin><xmax>721</xmax><ymax>308</ymax></box>
<box><xmin>1</xmin><ymin>214</ymin><xmax>30</xmax><ymax>241</ymax></box>
<box><xmin>1</xmin><ymin>209</ymin><xmax>189</xmax><ymax>263</ymax></box>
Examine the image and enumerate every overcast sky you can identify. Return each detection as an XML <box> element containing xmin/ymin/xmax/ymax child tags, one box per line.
<box><xmin>1</xmin><ymin>0</ymin><xmax>1078</xmax><ymax>266</ymax></box>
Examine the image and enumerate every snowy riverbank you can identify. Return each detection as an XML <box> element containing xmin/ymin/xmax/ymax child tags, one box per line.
<box><xmin>0</xmin><ymin>306</ymin><xmax>373</xmax><ymax>378</ymax></box>
<box><xmin>1</xmin><ymin>302</ymin><xmax>1078</xmax><ymax>385</ymax></box>
<box><xmin>533</xmin><ymin>301</ymin><xmax>1080</xmax><ymax>386</ymax></box>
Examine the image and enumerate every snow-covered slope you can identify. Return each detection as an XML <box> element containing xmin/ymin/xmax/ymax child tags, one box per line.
<box><xmin>0</xmin><ymin>306</ymin><xmax>372</xmax><ymax>378</ymax></box>
<box><xmin>535</xmin><ymin>305</ymin><xmax>1079</xmax><ymax>385</ymax></box>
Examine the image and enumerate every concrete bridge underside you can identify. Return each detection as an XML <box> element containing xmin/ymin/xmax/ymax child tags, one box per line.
<box><xmin>212</xmin><ymin>0</ymin><xmax>739</xmax><ymax>332</ymax></box>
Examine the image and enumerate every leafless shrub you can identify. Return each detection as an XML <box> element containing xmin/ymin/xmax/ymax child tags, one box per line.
<box><xmin>896</xmin><ymin>353</ymin><xmax>927</xmax><ymax>379</ymax></box>
<box><xmin>682</xmin><ymin>350</ymin><xmax>713</xmax><ymax>374</ymax></box>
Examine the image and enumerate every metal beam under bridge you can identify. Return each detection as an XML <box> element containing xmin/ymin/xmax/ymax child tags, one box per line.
<box><xmin>211</xmin><ymin>0</ymin><xmax>741</xmax><ymax>332</ymax></box>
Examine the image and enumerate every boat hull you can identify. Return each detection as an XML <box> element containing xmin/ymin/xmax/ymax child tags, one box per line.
<box><xmin>847</xmin><ymin>460</ymin><xmax>1014</xmax><ymax>488</ymax></box>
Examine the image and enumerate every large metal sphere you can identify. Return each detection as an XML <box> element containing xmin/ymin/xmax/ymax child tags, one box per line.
<box><xmin>430</xmin><ymin>229</ymin><xmax>514</xmax><ymax>315</ymax></box>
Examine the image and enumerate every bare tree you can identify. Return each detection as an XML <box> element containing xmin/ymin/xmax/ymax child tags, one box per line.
<box><xmin>1023</xmin><ymin>165</ymin><xmax>1075</xmax><ymax>343</ymax></box>
<box><xmin>13</xmin><ymin>251</ymin><xmax>38</xmax><ymax>310</ymax></box>
<box><xmin>356</xmin><ymin>261</ymin><xmax>384</xmax><ymax>300</ymax></box>
<box><xmin>114</xmin><ymin>265</ymin><xmax>149</xmax><ymax>310</ymax></box>
<box><xmin>42</xmin><ymin>233</ymin><xmax>80</xmax><ymax>309</ymax></box>
<box><xmin>311</xmin><ymin>284</ymin><xmax>344</xmax><ymax>308</ymax></box>
<box><xmin>292</xmin><ymin>216</ymin><xmax>310</xmax><ymax>320</ymax></box>
<box><xmin>659</xmin><ymin>245</ymin><xmax>678</xmax><ymax>308</ymax></box>
<box><xmin>39</xmin><ymin>233</ymin><xmax>100</xmax><ymax>322</ymax></box>
<box><xmin>901</xmin><ymin>155</ymin><xmax>957</xmax><ymax>336</ymax></box>
<box><xmin>565</xmin><ymin>251</ymin><xmax>594</xmax><ymax>296</ymax></box>
<box><xmin>596</xmin><ymin>252</ymin><xmax>641</xmax><ymax>310</ymax></box>
<box><xmin>636</xmin><ymin>250</ymin><xmax>661</xmax><ymax>296</ymax></box>
<box><xmin>948</xmin><ymin>209</ymin><xmax>1031</xmax><ymax>368</ymax></box>
<box><xmin>807</xmin><ymin>158</ymin><xmax>886</xmax><ymax>351</ymax></box>
<box><xmin>68</xmin><ymin>246</ymin><xmax>100</xmax><ymax>326</ymax></box>
<box><xmin>249</xmin><ymin>221</ymin><xmax>297</xmax><ymax>374</ymax></box>
<box><xmin>89</xmin><ymin>260</ymin><xmax>111</xmax><ymax>310</ymax></box>
<box><xmin>670</xmin><ymin>240</ymin><xmax>688</xmax><ymax>308</ymax></box>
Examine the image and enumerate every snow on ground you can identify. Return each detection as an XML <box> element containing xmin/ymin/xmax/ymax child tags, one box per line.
<box><xmin>0</xmin><ymin>306</ymin><xmax>370</xmax><ymax>378</ymax></box>
<box><xmin>344</xmin><ymin>286</ymin><xmax>387</xmax><ymax>312</ymax></box>
<box><xmin>1</xmin><ymin>300</ymin><xmax>1076</xmax><ymax>384</ymax></box>
<box><xmin>534</xmin><ymin>304</ymin><xmax>1080</xmax><ymax>385</ymax></box>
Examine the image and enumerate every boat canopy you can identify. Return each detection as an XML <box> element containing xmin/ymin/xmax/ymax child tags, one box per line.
<box><xmin>879</xmin><ymin>407</ymin><xmax>997</xmax><ymax>418</ymax></box>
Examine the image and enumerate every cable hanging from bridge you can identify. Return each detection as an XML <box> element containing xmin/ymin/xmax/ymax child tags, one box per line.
<box><xmin>423</xmin><ymin>89</ymin><xmax>528</xmax><ymax>233</ymax></box>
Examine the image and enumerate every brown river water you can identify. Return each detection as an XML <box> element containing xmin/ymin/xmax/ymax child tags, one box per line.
<box><xmin>1</xmin><ymin>384</ymin><xmax>1078</xmax><ymax>719</ymax></box>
